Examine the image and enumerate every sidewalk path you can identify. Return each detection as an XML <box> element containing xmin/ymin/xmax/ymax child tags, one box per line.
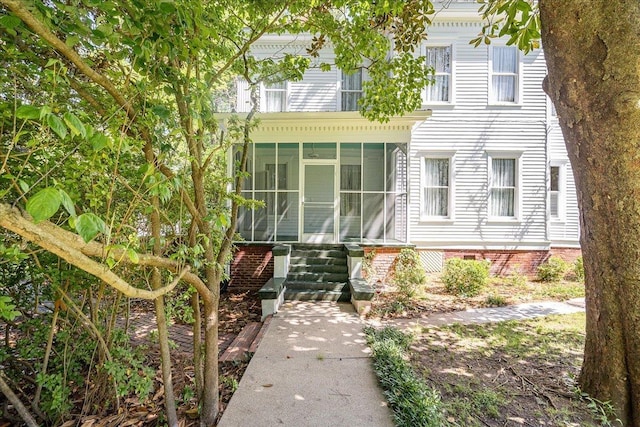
<box><xmin>376</xmin><ymin>298</ymin><xmax>586</xmax><ymax>330</ymax></box>
<box><xmin>218</xmin><ymin>301</ymin><xmax>394</xmax><ymax>427</ymax></box>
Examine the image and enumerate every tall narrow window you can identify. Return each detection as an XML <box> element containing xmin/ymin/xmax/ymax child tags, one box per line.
<box><xmin>425</xmin><ymin>46</ymin><xmax>452</xmax><ymax>102</ymax></box>
<box><xmin>264</xmin><ymin>81</ymin><xmax>286</xmax><ymax>112</ymax></box>
<box><xmin>490</xmin><ymin>47</ymin><xmax>518</xmax><ymax>103</ymax></box>
<box><xmin>423</xmin><ymin>158</ymin><xmax>450</xmax><ymax>217</ymax></box>
<box><xmin>341</xmin><ymin>69</ymin><xmax>363</xmax><ymax>111</ymax></box>
<box><xmin>550</xmin><ymin>165</ymin><xmax>560</xmax><ymax>219</ymax></box>
<box><xmin>490</xmin><ymin>158</ymin><xmax>516</xmax><ymax>217</ymax></box>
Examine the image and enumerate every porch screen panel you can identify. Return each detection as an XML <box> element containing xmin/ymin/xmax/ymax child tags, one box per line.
<box><xmin>276</xmin><ymin>193</ymin><xmax>299</xmax><ymax>241</ymax></box>
<box><xmin>254</xmin><ymin>191</ymin><xmax>275</xmax><ymax>241</ymax></box>
<box><xmin>237</xmin><ymin>193</ymin><xmax>253</xmax><ymax>240</ymax></box>
<box><xmin>386</xmin><ymin>193</ymin><xmax>407</xmax><ymax>242</ymax></box>
<box><xmin>363</xmin><ymin>143</ymin><xmax>384</xmax><ymax>191</ymax></box>
<box><xmin>233</xmin><ymin>144</ymin><xmax>253</xmax><ymax>190</ymax></box>
<box><xmin>363</xmin><ymin>193</ymin><xmax>384</xmax><ymax>239</ymax></box>
<box><xmin>303</xmin><ymin>164</ymin><xmax>335</xmax><ymax>234</ymax></box>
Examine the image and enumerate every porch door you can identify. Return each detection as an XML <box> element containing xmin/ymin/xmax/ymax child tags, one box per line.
<box><xmin>302</xmin><ymin>164</ymin><xmax>336</xmax><ymax>243</ymax></box>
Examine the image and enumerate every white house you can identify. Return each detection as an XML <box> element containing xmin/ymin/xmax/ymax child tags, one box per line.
<box><xmin>226</xmin><ymin>1</ymin><xmax>581</xmax><ymax>293</ymax></box>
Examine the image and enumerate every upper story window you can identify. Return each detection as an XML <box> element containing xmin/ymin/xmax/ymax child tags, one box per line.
<box><xmin>490</xmin><ymin>46</ymin><xmax>520</xmax><ymax>104</ymax></box>
<box><xmin>263</xmin><ymin>81</ymin><xmax>287</xmax><ymax>112</ymax></box>
<box><xmin>340</xmin><ymin>69</ymin><xmax>363</xmax><ymax>111</ymax></box>
<box><xmin>424</xmin><ymin>46</ymin><xmax>452</xmax><ymax>103</ymax></box>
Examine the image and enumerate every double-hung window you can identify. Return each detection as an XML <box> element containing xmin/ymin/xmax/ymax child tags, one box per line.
<box><xmin>490</xmin><ymin>46</ymin><xmax>519</xmax><ymax>103</ymax></box>
<box><xmin>263</xmin><ymin>81</ymin><xmax>287</xmax><ymax>112</ymax></box>
<box><xmin>421</xmin><ymin>155</ymin><xmax>454</xmax><ymax>219</ymax></box>
<box><xmin>549</xmin><ymin>162</ymin><xmax>566</xmax><ymax>220</ymax></box>
<box><xmin>340</xmin><ymin>69</ymin><xmax>363</xmax><ymax>111</ymax></box>
<box><xmin>488</xmin><ymin>153</ymin><xmax>521</xmax><ymax>219</ymax></box>
<box><xmin>424</xmin><ymin>46</ymin><xmax>452</xmax><ymax>103</ymax></box>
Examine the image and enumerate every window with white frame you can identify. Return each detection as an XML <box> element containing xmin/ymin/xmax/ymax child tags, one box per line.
<box><xmin>489</xmin><ymin>157</ymin><xmax>518</xmax><ymax>218</ymax></box>
<box><xmin>549</xmin><ymin>163</ymin><xmax>566</xmax><ymax>220</ymax></box>
<box><xmin>424</xmin><ymin>46</ymin><xmax>452</xmax><ymax>103</ymax></box>
<box><xmin>490</xmin><ymin>46</ymin><xmax>519</xmax><ymax>103</ymax></box>
<box><xmin>340</xmin><ymin>69</ymin><xmax>363</xmax><ymax>111</ymax></box>
<box><xmin>263</xmin><ymin>81</ymin><xmax>287</xmax><ymax>112</ymax></box>
<box><xmin>422</xmin><ymin>156</ymin><xmax>453</xmax><ymax>218</ymax></box>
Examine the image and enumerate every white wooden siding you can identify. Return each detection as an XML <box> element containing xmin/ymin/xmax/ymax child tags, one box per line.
<box><xmin>231</xmin><ymin>14</ymin><xmax>581</xmax><ymax>249</ymax></box>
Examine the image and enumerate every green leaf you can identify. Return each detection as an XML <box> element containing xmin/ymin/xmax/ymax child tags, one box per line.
<box><xmin>58</xmin><ymin>189</ymin><xmax>77</xmax><ymax>217</ymax></box>
<box><xmin>63</xmin><ymin>112</ymin><xmax>86</xmax><ymax>138</ymax></box>
<box><xmin>18</xmin><ymin>180</ymin><xmax>30</xmax><ymax>194</ymax></box>
<box><xmin>126</xmin><ymin>248</ymin><xmax>140</xmax><ymax>264</ymax></box>
<box><xmin>75</xmin><ymin>213</ymin><xmax>106</xmax><ymax>242</ymax></box>
<box><xmin>47</xmin><ymin>114</ymin><xmax>68</xmax><ymax>139</ymax></box>
<box><xmin>89</xmin><ymin>133</ymin><xmax>110</xmax><ymax>151</ymax></box>
<box><xmin>0</xmin><ymin>15</ymin><xmax>22</xmax><ymax>30</ymax></box>
<box><xmin>26</xmin><ymin>187</ymin><xmax>62</xmax><ymax>223</ymax></box>
<box><xmin>15</xmin><ymin>105</ymin><xmax>41</xmax><ymax>120</ymax></box>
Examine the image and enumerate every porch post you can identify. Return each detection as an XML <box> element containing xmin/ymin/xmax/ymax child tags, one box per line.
<box><xmin>273</xmin><ymin>244</ymin><xmax>291</xmax><ymax>278</ymax></box>
<box><xmin>345</xmin><ymin>244</ymin><xmax>364</xmax><ymax>279</ymax></box>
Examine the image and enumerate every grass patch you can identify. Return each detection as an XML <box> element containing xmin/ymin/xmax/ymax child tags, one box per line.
<box><xmin>411</xmin><ymin>312</ymin><xmax>597</xmax><ymax>426</ymax></box>
<box><xmin>364</xmin><ymin>327</ymin><xmax>445</xmax><ymax>427</ymax></box>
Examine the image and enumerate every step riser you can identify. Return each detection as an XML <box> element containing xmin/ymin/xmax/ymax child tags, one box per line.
<box><xmin>290</xmin><ymin>250</ymin><xmax>347</xmax><ymax>259</ymax></box>
<box><xmin>289</xmin><ymin>265</ymin><xmax>348</xmax><ymax>273</ymax></box>
<box><xmin>284</xmin><ymin>291</ymin><xmax>350</xmax><ymax>302</ymax></box>
<box><xmin>289</xmin><ymin>257</ymin><xmax>346</xmax><ymax>266</ymax></box>
<box><xmin>287</xmin><ymin>273</ymin><xmax>349</xmax><ymax>283</ymax></box>
<box><xmin>286</xmin><ymin>282</ymin><xmax>349</xmax><ymax>292</ymax></box>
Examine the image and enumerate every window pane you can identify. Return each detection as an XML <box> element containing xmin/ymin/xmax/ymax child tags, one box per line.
<box><xmin>550</xmin><ymin>192</ymin><xmax>559</xmax><ymax>217</ymax></box>
<box><xmin>425</xmin><ymin>188</ymin><xmax>449</xmax><ymax>216</ymax></box>
<box><xmin>341</xmin><ymin>69</ymin><xmax>362</xmax><ymax>90</ymax></box>
<box><xmin>341</xmin><ymin>165</ymin><xmax>361</xmax><ymax>191</ymax></box>
<box><xmin>425</xmin><ymin>158</ymin><xmax>449</xmax><ymax>186</ymax></box>
<box><xmin>492</xmin><ymin>76</ymin><xmax>516</xmax><ymax>102</ymax></box>
<box><xmin>278</xmin><ymin>143</ymin><xmax>299</xmax><ymax>190</ymax></box>
<box><xmin>492</xmin><ymin>159</ymin><xmax>515</xmax><ymax>187</ymax></box>
<box><xmin>428</xmin><ymin>76</ymin><xmax>449</xmax><ymax>102</ymax></box>
<box><xmin>386</xmin><ymin>143</ymin><xmax>407</xmax><ymax>192</ymax></box>
<box><xmin>550</xmin><ymin>166</ymin><xmax>559</xmax><ymax>191</ymax></box>
<box><xmin>254</xmin><ymin>144</ymin><xmax>276</xmax><ymax>190</ymax></box>
<box><xmin>363</xmin><ymin>193</ymin><xmax>384</xmax><ymax>239</ymax></box>
<box><xmin>491</xmin><ymin>188</ymin><xmax>515</xmax><ymax>216</ymax></box>
<box><xmin>303</xmin><ymin>142</ymin><xmax>336</xmax><ymax>160</ymax></box>
<box><xmin>426</xmin><ymin>46</ymin><xmax>451</xmax><ymax>73</ymax></box>
<box><xmin>341</xmin><ymin>92</ymin><xmax>362</xmax><ymax>111</ymax></box>
<box><xmin>493</xmin><ymin>47</ymin><xmax>517</xmax><ymax>73</ymax></box>
<box><xmin>276</xmin><ymin>192</ymin><xmax>298</xmax><ymax>241</ymax></box>
<box><xmin>340</xmin><ymin>192</ymin><xmax>361</xmax><ymax>216</ymax></box>
<box><xmin>363</xmin><ymin>143</ymin><xmax>384</xmax><ymax>191</ymax></box>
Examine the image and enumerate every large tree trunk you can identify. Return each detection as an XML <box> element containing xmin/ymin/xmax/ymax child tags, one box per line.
<box><xmin>540</xmin><ymin>1</ymin><xmax>640</xmax><ymax>424</ymax></box>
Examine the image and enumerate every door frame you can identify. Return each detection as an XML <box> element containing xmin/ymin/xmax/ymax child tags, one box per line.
<box><xmin>300</xmin><ymin>160</ymin><xmax>338</xmax><ymax>243</ymax></box>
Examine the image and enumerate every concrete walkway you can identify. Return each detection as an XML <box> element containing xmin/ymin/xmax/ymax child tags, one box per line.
<box><xmin>377</xmin><ymin>298</ymin><xmax>585</xmax><ymax>330</ymax></box>
<box><xmin>218</xmin><ymin>298</ymin><xmax>586</xmax><ymax>427</ymax></box>
<box><xmin>218</xmin><ymin>301</ymin><xmax>394</xmax><ymax>427</ymax></box>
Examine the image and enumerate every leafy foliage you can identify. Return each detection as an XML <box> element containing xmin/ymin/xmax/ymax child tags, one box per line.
<box><xmin>536</xmin><ymin>256</ymin><xmax>568</xmax><ymax>282</ymax></box>
<box><xmin>442</xmin><ymin>258</ymin><xmax>491</xmax><ymax>297</ymax></box>
<box><xmin>573</xmin><ymin>256</ymin><xmax>585</xmax><ymax>283</ymax></box>
<box><xmin>365</xmin><ymin>326</ymin><xmax>445</xmax><ymax>427</ymax></box>
<box><xmin>393</xmin><ymin>248</ymin><xmax>427</xmax><ymax>299</ymax></box>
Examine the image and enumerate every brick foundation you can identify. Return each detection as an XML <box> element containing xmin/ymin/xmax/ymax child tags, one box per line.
<box><xmin>229</xmin><ymin>244</ymin><xmax>273</xmax><ymax>291</ymax></box>
<box><xmin>363</xmin><ymin>247</ymin><xmax>404</xmax><ymax>284</ymax></box>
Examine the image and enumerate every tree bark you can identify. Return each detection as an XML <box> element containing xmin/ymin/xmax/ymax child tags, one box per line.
<box><xmin>540</xmin><ymin>1</ymin><xmax>640</xmax><ymax>424</ymax></box>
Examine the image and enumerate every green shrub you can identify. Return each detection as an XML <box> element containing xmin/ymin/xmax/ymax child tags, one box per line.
<box><xmin>505</xmin><ymin>267</ymin><xmax>527</xmax><ymax>288</ymax></box>
<box><xmin>365</xmin><ymin>327</ymin><xmax>445</xmax><ymax>427</ymax></box>
<box><xmin>393</xmin><ymin>248</ymin><xmax>427</xmax><ymax>299</ymax></box>
<box><xmin>537</xmin><ymin>256</ymin><xmax>568</xmax><ymax>282</ymax></box>
<box><xmin>442</xmin><ymin>258</ymin><xmax>490</xmax><ymax>297</ymax></box>
<box><xmin>573</xmin><ymin>256</ymin><xmax>585</xmax><ymax>282</ymax></box>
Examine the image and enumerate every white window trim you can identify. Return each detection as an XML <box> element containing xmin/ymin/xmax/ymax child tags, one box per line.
<box><xmin>337</xmin><ymin>69</ymin><xmax>365</xmax><ymax>111</ymax></box>
<box><xmin>418</xmin><ymin>150</ymin><xmax>456</xmax><ymax>222</ymax></box>
<box><xmin>422</xmin><ymin>44</ymin><xmax>455</xmax><ymax>105</ymax></box>
<box><xmin>549</xmin><ymin>160</ymin><xmax>567</xmax><ymax>222</ymax></box>
<box><xmin>488</xmin><ymin>45</ymin><xmax>522</xmax><ymax>105</ymax></box>
<box><xmin>486</xmin><ymin>150</ymin><xmax>523</xmax><ymax>222</ymax></box>
<box><xmin>261</xmin><ymin>81</ymin><xmax>288</xmax><ymax>112</ymax></box>
<box><xmin>547</xmin><ymin>96</ymin><xmax>558</xmax><ymax>121</ymax></box>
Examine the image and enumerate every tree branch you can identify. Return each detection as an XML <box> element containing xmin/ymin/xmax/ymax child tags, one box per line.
<box><xmin>0</xmin><ymin>203</ymin><xmax>209</xmax><ymax>300</ymax></box>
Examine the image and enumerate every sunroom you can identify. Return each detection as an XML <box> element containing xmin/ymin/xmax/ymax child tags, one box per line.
<box><xmin>230</xmin><ymin>112</ymin><xmax>430</xmax><ymax>244</ymax></box>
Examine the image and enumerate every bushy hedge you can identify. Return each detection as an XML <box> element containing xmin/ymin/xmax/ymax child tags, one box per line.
<box><xmin>537</xmin><ymin>256</ymin><xmax>568</xmax><ymax>282</ymax></box>
<box><xmin>365</xmin><ymin>327</ymin><xmax>445</xmax><ymax>427</ymax></box>
<box><xmin>573</xmin><ymin>256</ymin><xmax>584</xmax><ymax>282</ymax></box>
<box><xmin>393</xmin><ymin>248</ymin><xmax>427</xmax><ymax>299</ymax></box>
<box><xmin>442</xmin><ymin>258</ymin><xmax>490</xmax><ymax>297</ymax></box>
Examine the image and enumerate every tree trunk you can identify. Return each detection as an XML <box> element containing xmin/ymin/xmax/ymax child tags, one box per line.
<box><xmin>200</xmin><ymin>295</ymin><xmax>219</xmax><ymax>426</ymax></box>
<box><xmin>540</xmin><ymin>1</ymin><xmax>640</xmax><ymax>424</ymax></box>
